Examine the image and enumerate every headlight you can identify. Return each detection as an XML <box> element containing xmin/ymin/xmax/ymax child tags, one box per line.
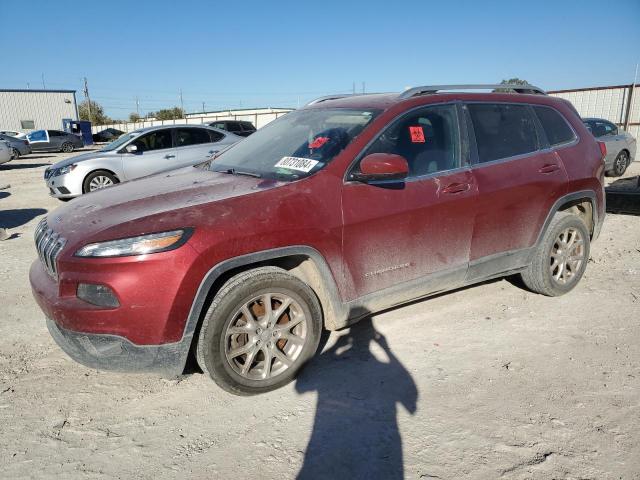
<box><xmin>55</xmin><ymin>164</ymin><xmax>77</xmax><ymax>176</ymax></box>
<box><xmin>75</xmin><ymin>229</ymin><xmax>192</xmax><ymax>257</ymax></box>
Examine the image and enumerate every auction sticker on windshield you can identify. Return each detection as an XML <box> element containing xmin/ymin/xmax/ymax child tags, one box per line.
<box><xmin>275</xmin><ymin>156</ymin><xmax>319</xmax><ymax>172</ymax></box>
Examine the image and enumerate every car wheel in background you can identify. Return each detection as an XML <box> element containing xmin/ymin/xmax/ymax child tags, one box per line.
<box><xmin>11</xmin><ymin>148</ymin><xmax>20</xmax><ymax>160</ymax></box>
<box><xmin>520</xmin><ymin>212</ymin><xmax>590</xmax><ymax>297</ymax></box>
<box><xmin>610</xmin><ymin>151</ymin><xmax>629</xmax><ymax>177</ymax></box>
<box><xmin>196</xmin><ymin>267</ymin><xmax>323</xmax><ymax>396</ymax></box>
<box><xmin>83</xmin><ymin>170</ymin><xmax>118</xmax><ymax>193</ymax></box>
<box><xmin>61</xmin><ymin>142</ymin><xmax>74</xmax><ymax>153</ymax></box>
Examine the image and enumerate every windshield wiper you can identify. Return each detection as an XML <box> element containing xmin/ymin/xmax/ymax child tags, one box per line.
<box><xmin>217</xmin><ymin>168</ymin><xmax>262</xmax><ymax>178</ymax></box>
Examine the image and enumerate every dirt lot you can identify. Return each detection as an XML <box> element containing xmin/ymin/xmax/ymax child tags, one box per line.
<box><xmin>1</xmin><ymin>150</ymin><xmax>639</xmax><ymax>479</ymax></box>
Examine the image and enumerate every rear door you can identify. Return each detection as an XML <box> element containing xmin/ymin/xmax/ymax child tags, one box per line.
<box><xmin>465</xmin><ymin>102</ymin><xmax>568</xmax><ymax>276</ymax></box>
<box><xmin>47</xmin><ymin>130</ymin><xmax>65</xmax><ymax>150</ymax></box>
<box><xmin>121</xmin><ymin>128</ymin><xmax>176</xmax><ymax>179</ymax></box>
<box><xmin>342</xmin><ymin>103</ymin><xmax>478</xmax><ymax>299</ymax></box>
<box><xmin>174</xmin><ymin>127</ymin><xmax>224</xmax><ymax>166</ymax></box>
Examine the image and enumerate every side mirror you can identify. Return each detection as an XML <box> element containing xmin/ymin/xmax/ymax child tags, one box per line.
<box><xmin>125</xmin><ymin>144</ymin><xmax>138</xmax><ymax>154</ymax></box>
<box><xmin>352</xmin><ymin>153</ymin><xmax>409</xmax><ymax>182</ymax></box>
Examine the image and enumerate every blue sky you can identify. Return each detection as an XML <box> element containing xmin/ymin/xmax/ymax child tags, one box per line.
<box><xmin>1</xmin><ymin>0</ymin><xmax>639</xmax><ymax>119</ymax></box>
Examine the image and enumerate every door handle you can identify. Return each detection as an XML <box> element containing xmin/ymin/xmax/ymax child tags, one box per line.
<box><xmin>538</xmin><ymin>164</ymin><xmax>560</xmax><ymax>174</ymax></box>
<box><xmin>442</xmin><ymin>182</ymin><xmax>470</xmax><ymax>194</ymax></box>
<box><xmin>164</xmin><ymin>154</ymin><xmax>176</xmax><ymax>159</ymax></box>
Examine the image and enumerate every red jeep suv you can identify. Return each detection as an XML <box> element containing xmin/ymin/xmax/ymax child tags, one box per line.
<box><xmin>30</xmin><ymin>84</ymin><xmax>606</xmax><ymax>395</ymax></box>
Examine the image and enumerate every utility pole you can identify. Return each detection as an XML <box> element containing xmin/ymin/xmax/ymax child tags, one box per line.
<box><xmin>202</xmin><ymin>101</ymin><xmax>205</xmax><ymax>113</ymax></box>
<box><xmin>83</xmin><ymin>77</ymin><xmax>93</xmax><ymax>123</ymax></box>
<box><xmin>352</xmin><ymin>82</ymin><xmax>356</xmax><ymax>94</ymax></box>
<box><xmin>41</xmin><ymin>73</ymin><xmax>46</xmax><ymax>89</ymax></box>
<box><xmin>135</xmin><ymin>96</ymin><xmax>140</xmax><ymax>116</ymax></box>
<box><xmin>179</xmin><ymin>89</ymin><xmax>184</xmax><ymax>113</ymax></box>
<box><xmin>362</xmin><ymin>81</ymin><xmax>365</xmax><ymax>94</ymax></box>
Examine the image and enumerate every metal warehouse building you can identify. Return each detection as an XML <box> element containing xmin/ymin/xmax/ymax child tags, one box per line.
<box><xmin>549</xmin><ymin>84</ymin><xmax>639</xmax><ymax>140</ymax></box>
<box><xmin>0</xmin><ymin>89</ymin><xmax>79</xmax><ymax>133</ymax></box>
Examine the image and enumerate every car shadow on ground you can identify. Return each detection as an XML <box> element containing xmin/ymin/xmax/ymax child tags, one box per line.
<box><xmin>295</xmin><ymin>319</ymin><xmax>418</xmax><ymax>480</ymax></box>
<box><xmin>0</xmin><ymin>192</ymin><xmax>9</xmax><ymax>200</ymax></box>
<box><xmin>0</xmin><ymin>208</ymin><xmax>47</xmax><ymax>229</ymax></box>
<box><xmin>0</xmin><ymin>162</ymin><xmax>51</xmax><ymax>170</ymax></box>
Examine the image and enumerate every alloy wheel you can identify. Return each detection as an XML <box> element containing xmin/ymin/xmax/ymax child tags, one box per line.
<box><xmin>11</xmin><ymin>148</ymin><xmax>20</xmax><ymax>159</ymax></box>
<box><xmin>550</xmin><ymin>227</ymin><xmax>585</xmax><ymax>285</ymax></box>
<box><xmin>614</xmin><ymin>152</ymin><xmax>628</xmax><ymax>175</ymax></box>
<box><xmin>224</xmin><ymin>293</ymin><xmax>308</xmax><ymax>381</ymax></box>
<box><xmin>88</xmin><ymin>175</ymin><xmax>114</xmax><ymax>191</ymax></box>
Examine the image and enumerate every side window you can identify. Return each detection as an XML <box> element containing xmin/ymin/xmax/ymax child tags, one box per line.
<box><xmin>132</xmin><ymin>129</ymin><xmax>173</xmax><ymax>152</ymax></box>
<box><xmin>587</xmin><ymin>120</ymin><xmax>617</xmax><ymax>138</ymax></box>
<box><xmin>533</xmin><ymin>106</ymin><xmax>576</xmax><ymax>146</ymax></box>
<box><xmin>212</xmin><ymin>122</ymin><xmax>226</xmax><ymax>130</ymax></box>
<box><xmin>176</xmin><ymin>128</ymin><xmax>211</xmax><ymax>147</ymax></box>
<box><xmin>227</xmin><ymin>122</ymin><xmax>243</xmax><ymax>133</ymax></box>
<box><xmin>48</xmin><ymin>130</ymin><xmax>63</xmax><ymax>137</ymax></box>
<box><xmin>360</xmin><ymin>104</ymin><xmax>460</xmax><ymax>177</ymax></box>
<box><xmin>468</xmin><ymin>103</ymin><xmax>539</xmax><ymax>163</ymax></box>
<box><xmin>209</xmin><ymin>130</ymin><xmax>224</xmax><ymax>142</ymax></box>
<box><xmin>604</xmin><ymin>122</ymin><xmax>618</xmax><ymax>136</ymax></box>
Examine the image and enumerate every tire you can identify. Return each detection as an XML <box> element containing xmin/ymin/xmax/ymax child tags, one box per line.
<box><xmin>196</xmin><ymin>266</ymin><xmax>323</xmax><ymax>395</ymax></box>
<box><xmin>609</xmin><ymin>150</ymin><xmax>630</xmax><ymax>177</ymax></box>
<box><xmin>83</xmin><ymin>170</ymin><xmax>118</xmax><ymax>193</ymax></box>
<box><xmin>521</xmin><ymin>212</ymin><xmax>590</xmax><ymax>296</ymax></box>
<box><xmin>61</xmin><ymin>142</ymin><xmax>74</xmax><ymax>153</ymax></box>
<box><xmin>11</xmin><ymin>148</ymin><xmax>20</xmax><ymax>160</ymax></box>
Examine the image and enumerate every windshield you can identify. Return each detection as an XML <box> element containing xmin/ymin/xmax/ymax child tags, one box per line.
<box><xmin>100</xmin><ymin>131</ymin><xmax>141</xmax><ymax>152</ymax></box>
<box><xmin>210</xmin><ymin>108</ymin><xmax>379</xmax><ymax>180</ymax></box>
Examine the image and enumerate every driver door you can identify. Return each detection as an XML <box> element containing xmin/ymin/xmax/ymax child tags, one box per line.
<box><xmin>341</xmin><ymin>103</ymin><xmax>478</xmax><ymax>299</ymax></box>
<box><xmin>122</xmin><ymin>128</ymin><xmax>177</xmax><ymax>180</ymax></box>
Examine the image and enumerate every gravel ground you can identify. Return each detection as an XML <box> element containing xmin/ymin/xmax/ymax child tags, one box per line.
<box><xmin>1</xmin><ymin>150</ymin><xmax>639</xmax><ymax>479</ymax></box>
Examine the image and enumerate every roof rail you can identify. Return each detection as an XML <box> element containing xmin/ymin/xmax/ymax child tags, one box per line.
<box><xmin>399</xmin><ymin>84</ymin><xmax>546</xmax><ymax>99</ymax></box>
<box><xmin>305</xmin><ymin>94</ymin><xmax>354</xmax><ymax>106</ymax></box>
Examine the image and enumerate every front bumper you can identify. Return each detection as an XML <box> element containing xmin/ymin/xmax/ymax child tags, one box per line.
<box><xmin>46</xmin><ymin>318</ymin><xmax>189</xmax><ymax>376</ymax></box>
<box><xmin>45</xmin><ymin>171</ymin><xmax>83</xmax><ymax>198</ymax></box>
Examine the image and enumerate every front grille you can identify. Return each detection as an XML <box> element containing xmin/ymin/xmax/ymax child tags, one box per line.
<box><xmin>34</xmin><ymin>218</ymin><xmax>66</xmax><ymax>279</ymax></box>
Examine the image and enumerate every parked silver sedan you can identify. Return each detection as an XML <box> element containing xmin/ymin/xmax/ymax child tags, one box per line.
<box><xmin>583</xmin><ymin>118</ymin><xmax>637</xmax><ymax>176</ymax></box>
<box><xmin>44</xmin><ymin>125</ymin><xmax>241</xmax><ymax>200</ymax></box>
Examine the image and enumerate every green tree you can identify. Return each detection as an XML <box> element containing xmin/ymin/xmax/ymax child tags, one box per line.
<box><xmin>494</xmin><ymin>78</ymin><xmax>531</xmax><ymax>92</ymax></box>
<box><xmin>153</xmin><ymin>107</ymin><xmax>185</xmax><ymax>120</ymax></box>
<box><xmin>78</xmin><ymin>100</ymin><xmax>112</xmax><ymax>125</ymax></box>
<box><xmin>129</xmin><ymin>112</ymin><xmax>142</xmax><ymax>122</ymax></box>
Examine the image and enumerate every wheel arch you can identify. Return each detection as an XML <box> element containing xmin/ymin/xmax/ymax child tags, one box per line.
<box><xmin>82</xmin><ymin>169</ymin><xmax>120</xmax><ymax>193</ymax></box>
<box><xmin>537</xmin><ymin>190</ymin><xmax>598</xmax><ymax>243</ymax></box>
<box><xmin>181</xmin><ymin>247</ymin><xmax>347</xmax><ymax>372</ymax></box>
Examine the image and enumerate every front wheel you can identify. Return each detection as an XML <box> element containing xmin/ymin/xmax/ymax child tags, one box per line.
<box><xmin>83</xmin><ymin>170</ymin><xmax>118</xmax><ymax>193</ymax></box>
<box><xmin>521</xmin><ymin>212</ymin><xmax>590</xmax><ymax>296</ymax></box>
<box><xmin>196</xmin><ymin>267</ymin><xmax>323</xmax><ymax>395</ymax></box>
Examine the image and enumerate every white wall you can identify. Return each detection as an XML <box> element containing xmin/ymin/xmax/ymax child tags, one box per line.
<box><xmin>0</xmin><ymin>90</ymin><xmax>78</xmax><ymax>132</ymax></box>
<box><xmin>93</xmin><ymin>108</ymin><xmax>293</xmax><ymax>134</ymax></box>
<box><xmin>549</xmin><ymin>85</ymin><xmax>639</xmax><ymax>140</ymax></box>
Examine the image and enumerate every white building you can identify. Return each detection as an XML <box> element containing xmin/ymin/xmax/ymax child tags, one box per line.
<box><xmin>0</xmin><ymin>89</ymin><xmax>79</xmax><ymax>133</ymax></box>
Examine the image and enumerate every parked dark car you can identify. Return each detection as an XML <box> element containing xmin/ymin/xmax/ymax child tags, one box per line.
<box><xmin>0</xmin><ymin>133</ymin><xmax>31</xmax><ymax>159</ymax></box>
<box><xmin>207</xmin><ymin>120</ymin><xmax>256</xmax><ymax>137</ymax></box>
<box><xmin>31</xmin><ymin>84</ymin><xmax>606</xmax><ymax>396</ymax></box>
<box><xmin>92</xmin><ymin>128</ymin><xmax>125</xmax><ymax>143</ymax></box>
<box><xmin>28</xmin><ymin>130</ymin><xmax>84</xmax><ymax>153</ymax></box>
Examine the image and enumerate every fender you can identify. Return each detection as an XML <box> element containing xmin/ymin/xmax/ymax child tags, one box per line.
<box><xmin>535</xmin><ymin>190</ymin><xmax>601</xmax><ymax>245</ymax></box>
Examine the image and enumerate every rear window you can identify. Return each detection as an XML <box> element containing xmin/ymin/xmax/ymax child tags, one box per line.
<box><xmin>468</xmin><ymin>103</ymin><xmax>539</xmax><ymax>163</ymax></box>
<box><xmin>533</xmin><ymin>106</ymin><xmax>576</xmax><ymax>146</ymax></box>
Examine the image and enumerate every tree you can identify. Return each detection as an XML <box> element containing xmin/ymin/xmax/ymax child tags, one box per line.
<box><xmin>129</xmin><ymin>112</ymin><xmax>142</xmax><ymax>122</ymax></box>
<box><xmin>151</xmin><ymin>107</ymin><xmax>185</xmax><ymax>120</ymax></box>
<box><xmin>78</xmin><ymin>100</ymin><xmax>112</xmax><ymax>125</ymax></box>
<box><xmin>494</xmin><ymin>78</ymin><xmax>531</xmax><ymax>92</ymax></box>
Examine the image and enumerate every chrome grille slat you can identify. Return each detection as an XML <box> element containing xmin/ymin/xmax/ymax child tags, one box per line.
<box><xmin>33</xmin><ymin>219</ymin><xmax>66</xmax><ymax>280</ymax></box>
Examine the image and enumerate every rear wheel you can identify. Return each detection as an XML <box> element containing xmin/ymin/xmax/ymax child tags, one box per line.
<box><xmin>61</xmin><ymin>142</ymin><xmax>74</xmax><ymax>153</ymax></box>
<box><xmin>196</xmin><ymin>267</ymin><xmax>323</xmax><ymax>395</ymax></box>
<box><xmin>521</xmin><ymin>212</ymin><xmax>590</xmax><ymax>296</ymax></box>
<box><xmin>83</xmin><ymin>170</ymin><xmax>118</xmax><ymax>193</ymax></box>
<box><xmin>610</xmin><ymin>150</ymin><xmax>629</xmax><ymax>177</ymax></box>
<box><xmin>11</xmin><ymin>148</ymin><xmax>20</xmax><ymax>160</ymax></box>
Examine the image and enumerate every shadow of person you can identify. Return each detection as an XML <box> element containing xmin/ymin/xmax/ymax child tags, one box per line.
<box><xmin>295</xmin><ymin>320</ymin><xmax>417</xmax><ymax>480</ymax></box>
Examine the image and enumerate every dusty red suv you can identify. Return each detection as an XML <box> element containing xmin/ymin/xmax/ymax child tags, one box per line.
<box><xmin>30</xmin><ymin>84</ymin><xmax>606</xmax><ymax>395</ymax></box>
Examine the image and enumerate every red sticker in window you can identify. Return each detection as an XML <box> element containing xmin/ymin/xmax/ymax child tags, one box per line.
<box><xmin>309</xmin><ymin>136</ymin><xmax>330</xmax><ymax>149</ymax></box>
<box><xmin>409</xmin><ymin>126</ymin><xmax>425</xmax><ymax>143</ymax></box>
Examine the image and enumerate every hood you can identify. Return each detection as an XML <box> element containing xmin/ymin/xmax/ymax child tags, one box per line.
<box><xmin>47</xmin><ymin>166</ymin><xmax>285</xmax><ymax>245</ymax></box>
<box><xmin>49</xmin><ymin>151</ymin><xmax>113</xmax><ymax>169</ymax></box>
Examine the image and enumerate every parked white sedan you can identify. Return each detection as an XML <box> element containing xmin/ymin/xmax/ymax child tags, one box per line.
<box><xmin>44</xmin><ymin>124</ymin><xmax>241</xmax><ymax>200</ymax></box>
<box><xmin>583</xmin><ymin>118</ymin><xmax>637</xmax><ymax>176</ymax></box>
